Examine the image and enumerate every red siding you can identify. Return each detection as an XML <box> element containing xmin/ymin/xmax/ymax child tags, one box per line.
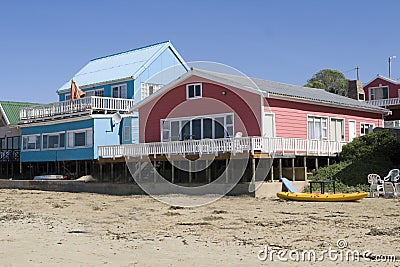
<box><xmin>268</xmin><ymin>98</ymin><xmax>382</xmax><ymax>141</ymax></box>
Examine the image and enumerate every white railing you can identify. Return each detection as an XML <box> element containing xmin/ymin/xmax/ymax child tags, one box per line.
<box><xmin>367</xmin><ymin>98</ymin><xmax>400</xmax><ymax>107</ymax></box>
<box><xmin>19</xmin><ymin>96</ymin><xmax>135</xmax><ymax>122</ymax></box>
<box><xmin>384</xmin><ymin>120</ymin><xmax>400</xmax><ymax>128</ymax></box>
<box><xmin>98</xmin><ymin>137</ymin><xmax>346</xmax><ymax>159</ymax></box>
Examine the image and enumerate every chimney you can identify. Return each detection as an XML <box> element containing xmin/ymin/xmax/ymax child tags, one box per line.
<box><xmin>348</xmin><ymin>80</ymin><xmax>365</xmax><ymax>101</ymax></box>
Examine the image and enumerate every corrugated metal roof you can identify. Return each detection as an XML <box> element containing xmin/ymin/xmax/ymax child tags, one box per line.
<box><xmin>191</xmin><ymin>69</ymin><xmax>389</xmax><ymax>114</ymax></box>
<box><xmin>57</xmin><ymin>41</ymin><xmax>179</xmax><ymax>92</ymax></box>
<box><xmin>0</xmin><ymin>101</ymin><xmax>38</xmax><ymax>125</ymax></box>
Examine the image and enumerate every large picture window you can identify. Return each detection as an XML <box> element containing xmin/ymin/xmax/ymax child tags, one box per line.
<box><xmin>161</xmin><ymin>113</ymin><xmax>234</xmax><ymax>142</ymax></box>
<box><xmin>67</xmin><ymin>128</ymin><xmax>93</xmax><ymax>148</ymax></box>
<box><xmin>307</xmin><ymin>116</ymin><xmax>328</xmax><ymax>140</ymax></box>
<box><xmin>22</xmin><ymin>135</ymin><xmax>40</xmax><ymax>151</ymax></box>
<box><xmin>42</xmin><ymin>132</ymin><xmax>65</xmax><ymax>150</ymax></box>
<box><xmin>85</xmin><ymin>88</ymin><xmax>104</xmax><ymax>97</ymax></box>
<box><xmin>369</xmin><ymin>86</ymin><xmax>388</xmax><ymax>100</ymax></box>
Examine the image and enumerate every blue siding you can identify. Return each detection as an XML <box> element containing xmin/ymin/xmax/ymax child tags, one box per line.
<box><xmin>93</xmin><ymin>117</ymin><xmax>123</xmax><ymax>158</ymax></box>
<box><xmin>21</xmin><ymin>119</ymin><xmax>94</xmax><ymax>162</ymax></box>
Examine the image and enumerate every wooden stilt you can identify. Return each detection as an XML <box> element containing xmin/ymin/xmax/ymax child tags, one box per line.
<box><xmin>251</xmin><ymin>157</ymin><xmax>256</xmax><ymax>183</ymax></box>
<box><xmin>124</xmin><ymin>163</ymin><xmax>128</xmax><ymax>182</ymax></box>
<box><xmin>153</xmin><ymin>160</ymin><xmax>157</xmax><ymax>183</ymax></box>
<box><xmin>292</xmin><ymin>158</ymin><xmax>295</xmax><ymax>181</ymax></box>
<box><xmin>315</xmin><ymin>158</ymin><xmax>319</xmax><ymax>172</ymax></box>
<box><xmin>278</xmin><ymin>158</ymin><xmax>282</xmax><ymax>179</ymax></box>
<box><xmin>171</xmin><ymin>161</ymin><xmax>175</xmax><ymax>184</ymax></box>
<box><xmin>206</xmin><ymin>160</ymin><xmax>211</xmax><ymax>183</ymax></box>
<box><xmin>85</xmin><ymin>161</ymin><xmax>88</xmax><ymax>175</ymax></box>
<box><xmin>138</xmin><ymin>161</ymin><xmax>142</xmax><ymax>182</ymax></box>
<box><xmin>225</xmin><ymin>159</ymin><xmax>229</xmax><ymax>183</ymax></box>
<box><xmin>270</xmin><ymin>160</ymin><xmax>274</xmax><ymax>182</ymax></box>
<box><xmin>327</xmin><ymin>157</ymin><xmax>330</xmax><ymax>166</ymax></box>
<box><xmin>110</xmin><ymin>163</ymin><xmax>114</xmax><ymax>182</ymax></box>
<box><xmin>188</xmin><ymin>161</ymin><xmax>192</xmax><ymax>183</ymax></box>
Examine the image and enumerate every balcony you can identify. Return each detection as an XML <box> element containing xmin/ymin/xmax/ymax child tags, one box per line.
<box><xmin>19</xmin><ymin>97</ymin><xmax>135</xmax><ymax>123</ymax></box>
<box><xmin>367</xmin><ymin>98</ymin><xmax>400</xmax><ymax>107</ymax></box>
<box><xmin>384</xmin><ymin>120</ymin><xmax>400</xmax><ymax>129</ymax></box>
<box><xmin>0</xmin><ymin>150</ymin><xmax>20</xmax><ymax>162</ymax></box>
<box><xmin>98</xmin><ymin>137</ymin><xmax>346</xmax><ymax>159</ymax></box>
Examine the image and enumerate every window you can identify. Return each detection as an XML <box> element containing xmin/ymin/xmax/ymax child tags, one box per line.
<box><xmin>7</xmin><ymin>137</ymin><xmax>12</xmax><ymax>151</ymax></box>
<box><xmin>141</xmin><ymin>83</ymin><xmax>163</xmax><ymax>99</ymax></box>
<box><xmin>22</xmin><ymin>135</ymin><xmax>40</xmax><ymax>151</ymax></box>
<box><xmin>360</xmin><ymin>123</ymin><xmax>374</xmax><ymax>136</ymax></box>
<box><xmin>369</xmin><ymin>86</ymin><xmax>388</xmax><ymax>100</ymax></box>
<box><xmin>65</xmin><ymin>93</ymin><xmax>71</xmax><ymax>101</ymax></box>
<box><xmin>123</xmin><ymin>126</ymin><xmax>131</xmax><ymax>142</ymax></box>
<box><xmin>0</xmin><ymin>138</ymin><xmax>5</xmax><ymax>150</ymax></box>
<box><xmin>12</xmin><ymin>136</ymin><xmax>19</xmax><ymax>150</ymax></box>
<box><xmin>67</xmin><ymin>128</ymin><xmax>92</xmax><ymax>148</ymax></box>
<box><xmin>307</xmin><ymin>116</ymin><xmax>328</xmax><ymax>140</ymax></box>
<box><xmin>358</xmin><ymin>93</ymin><xmax>365</xmax><ymax>101</ymax></box>
<box><xmin>161</xmin><ymin>113</ymin><xmax>234</xmax><ymax>141</ymax></box>
<box><xmin>42</xmin><ymin>132</ymin><xmax>65</xmax><ymax>150</ymax></box>
<box><xmin>186</xmin><ymin>83</ymin><xmax>202</xmax><ymax>99</ymax></box>
<box><xmin>112</xmin><ymin>84</ymin><xmax>127</xmax><ymax>98</ymax></box>
<box><xmin>85</xmin><ymin>88</ymin><xmax>104</xmax><ymax>97</ymax></box>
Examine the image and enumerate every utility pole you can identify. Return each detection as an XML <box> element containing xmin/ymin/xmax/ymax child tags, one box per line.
<box><xmin>389</xmin><ymin>56</ymin><xmax>396</xmax><ymax>78</ymax></box>
<box><xmin>355</xmin><ymin>66</ymin><xmax>360</xmax><ymax>80</ymax></box>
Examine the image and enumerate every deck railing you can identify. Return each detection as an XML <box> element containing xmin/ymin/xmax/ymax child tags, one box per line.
<box><xmin>0</xmin><ymin>150</ymin><xmax>20</xmax><ymax>162</ymax></box>
<box><xmin>19</xmin><ymin>96</ymin><xmax>135</xmax><ymax>122</ymax></box>
<box><xmin>98</xmin><ymin>137</ymin><xmax>346</xmax><ymax>159</ymax></box>
<box><xmin>367</xmin><ymin>98</ymin><xmax>400</xmax><ymax>107</ymax></box>
<box><xmin>384</xmin><ymin>120</ymin><xmax>400</xmax><ymax>129</ymax></box>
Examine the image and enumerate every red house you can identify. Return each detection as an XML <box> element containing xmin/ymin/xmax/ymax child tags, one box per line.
<box><xmin>363</xmin><ymin>75</ymin><xmax>400</xmax><ymax>125</ymax></box>
<box><xmin>99</xmin><ymin>69</ymin><xmax>389</xmax><ymax>194</ymax></box>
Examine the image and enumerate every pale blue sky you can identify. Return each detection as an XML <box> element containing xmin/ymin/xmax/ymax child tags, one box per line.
<box><xmin>1</xmin><ymin>0</ymin><xmax>399</xmax><ymax>103</ymax></box>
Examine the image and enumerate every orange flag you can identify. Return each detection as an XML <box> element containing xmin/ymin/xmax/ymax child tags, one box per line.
<box><xmin>70</xmin><ymin>79</ymin><xmax>86</xmax><ymax>99</ymax></box>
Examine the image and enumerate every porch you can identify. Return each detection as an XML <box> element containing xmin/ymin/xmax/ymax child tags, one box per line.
<box><xmin>98</xmin><ymin>136</ymin><xmax>346</xmax><ymax>159</ymax></box>
<box><xmin>19</xmin><ymin>96</ymin><xmax>135</xmax><ymax>123</ymax></box>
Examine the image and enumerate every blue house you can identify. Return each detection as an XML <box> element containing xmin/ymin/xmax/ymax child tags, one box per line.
<box><xmin>19</xmin><ymin>41</ymin><xmax>188</xmax><ymax>179</ymax></box>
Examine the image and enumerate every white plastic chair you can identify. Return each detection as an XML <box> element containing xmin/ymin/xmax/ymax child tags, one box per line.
<box><xmin>384</xmin><ymin>169</ymin><xmax>400</xmax><ymax>182</ymax></box>
<box><xmin>367</xmin><ymin>174</ymin><xmax>384</xmax><ymax>197</ymax></box>
<box><xmin>383</xmin><ymin>182</ymin><xmax>398</xmax><ymax>198</ymax></box>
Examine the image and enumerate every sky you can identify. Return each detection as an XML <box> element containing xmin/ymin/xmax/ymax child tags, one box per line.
<box><xmin>1</xmin><ymin>0</ymin><xmax>399</xmax><ymax>103</ymax></box>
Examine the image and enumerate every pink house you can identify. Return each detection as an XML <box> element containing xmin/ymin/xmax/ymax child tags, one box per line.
<box><xmin>99</xmin><ymin>69</ymin><xmax>389</xmax><ymax>186</ymax></box>
<box><xmin>363</xmin><ymin>75</ymin><xmax>400</xmax><ymax>125</ymax></box>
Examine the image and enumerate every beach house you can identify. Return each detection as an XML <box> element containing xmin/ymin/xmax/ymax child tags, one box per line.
<box><xmin>98</xmin><ymin>69</ymin><xmax>390</xmax><ymax>186</ymax></box>
<box><xmin>18</xmin><ymin>41</ymin><xmax>188</xmax><ymax>179</ymax></box>
<box><xmin>363</xmin><ymin>75</ymin><xmax>400</xmax><ymax>127</ymax></box>
<box><xmin>0</xmin><ymin>101</ymin><xmax>37</xmax><ymax>178</ymax></box>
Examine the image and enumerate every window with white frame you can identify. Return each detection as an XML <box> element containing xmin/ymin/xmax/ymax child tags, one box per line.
<box><xmin>307</xmin><ymin>116</ymin><xmax>328</xmax><ymax>140</ymax></box>
<box><xmin>85</xmin><ymin>88</ymin><xmax>104</xmax><ymax>97</ymax></box>
<box><xmin>42</xmin><ymin>132</ymin><xmax>65</xmax><ymax>150</ymax></box>
<box><xmin>65</xmin><ymin>93</ymin><xmax>71</xmax><ymax>101</ymax></box>
<box><xmin>141</xmin><ymin>83</ymin><xmax>163</xmax><ymax>99</ymax></box>
<box><xmin>67</xmin><ymin>128</ymin><xmax>93</xmax><ymax>148</ymax></box>
<box><xmin>22</xmin><ymin>134</ymin><xmax>41</xmax><ymax>151</ymax></box>
<box><xmin>360</xmin><ymin>122</ymin><xmax>374</xmax><ymax>136</ymax></box>
<box><xmin>112</xmin><ymin>84</ymin><xmax>127</xmax><ymax>98</ymax></box>
<box><xmin>369</xmin><ymin>86</ymin><xmax>388</xmax><ymax>100</ymax></box>
<box><xmin>186</xmin><ymin>83</ymin><xmax>202</xmax><ymax>99</ymax></box>
<box><xmin>161</xmin><ymin>113</ymin><xmax>234</xmax><ymax>141</ymax></box>
<box><xmin>123</xmin><ymin>126</ymin><xmax>131</xmax><ymax>142</ymax></box>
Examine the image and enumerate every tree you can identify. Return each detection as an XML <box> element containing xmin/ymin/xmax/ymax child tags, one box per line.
<box><xmin>304</xmin><ymin>69</ymin><xmax>349</xmax><ymax>96</ymax></box>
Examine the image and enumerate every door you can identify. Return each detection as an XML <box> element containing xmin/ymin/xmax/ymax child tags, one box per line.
<box><xmin>263</xmin><ymin>113</ymin><xmax>275</xmax><ymax>137</ymax></box>
<box><xmin>330</xmin><ymin>118</ymin><xmax>344</xmax><ymax>142</ymax></box>
<box><xmin>349</xmin><ymin>120</ymin><xmax>356</xmax><ymax>142</ymax></box>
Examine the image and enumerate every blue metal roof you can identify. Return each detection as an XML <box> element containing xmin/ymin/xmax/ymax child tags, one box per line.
<box><xmin>57</xmin><ymin>41</ymin><xmax>187</xmax><ymax>92</ymax></box>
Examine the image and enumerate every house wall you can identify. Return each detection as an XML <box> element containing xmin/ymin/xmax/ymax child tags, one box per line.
<box><xmin>139</xmin><ymin>76</ymin><xmax>263</xmax><ymax>143</ymax></box>
<box><xmin>20</xmin><ymin>116</ymin><xmax>124</xmax><ymax>162</ymax></box>
<box><xmin>58</xmin><ymin>80</ymin><xmax>135</xmax><ymax>101</ymax></box>
<box><xmin>267</xmin><ymin>98</ymin><xmax>383</xmax><ymax>141</ymax></box>
<box><xmin>363</xmin><ymin>77</ymin><xmax>400</xmax><ymax>100</ymax></box>
<box><xmin>133</xmin><ymin>46</ymin><xmax>188</xmax><ymax>102</ymax></box>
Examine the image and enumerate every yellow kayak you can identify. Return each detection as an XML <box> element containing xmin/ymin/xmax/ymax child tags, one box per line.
<box><xmin>277</xmin><ymin>192</ymin><xmax>368</xmax><ymax>202</ymax></box>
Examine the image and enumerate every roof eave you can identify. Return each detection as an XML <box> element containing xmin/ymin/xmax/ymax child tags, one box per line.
<box><xmin>57</xmin><ymin>77</ymin><xmax>135</xmax><ymax>94</ymax></box>
<box><xmin>0</xmin><ymin>104</ymin><xmax>10</xmax><ymax>125</ymax></box>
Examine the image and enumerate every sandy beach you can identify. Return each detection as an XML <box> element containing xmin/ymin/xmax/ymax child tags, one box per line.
<box><xmin>0</xmin><ymin>189</ymin><xmax>399</xmax><ymax>266</ymax></box>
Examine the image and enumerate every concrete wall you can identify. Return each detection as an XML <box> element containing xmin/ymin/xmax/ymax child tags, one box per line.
<box><xmin>255</xmin><ymin>181</ymin><xmax>308</xmax><ymax>198</ymax></box>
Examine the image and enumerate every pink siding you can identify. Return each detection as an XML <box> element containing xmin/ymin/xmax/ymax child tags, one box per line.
<box><xmin>363</xmin><ymin>77</ymin><xmax>400</xmax><ymax>100</ymax></box>
<box><xmin>139</xmin><ymin>76</ymin><xmax>262</xmax><ymax>142</ymax></box>
<box><xmin>267</xmin><ymin>98</ymin><xmax>383</xmax><ymax>141</ymax></box>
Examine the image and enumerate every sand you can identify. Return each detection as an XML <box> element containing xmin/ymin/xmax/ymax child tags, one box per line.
<box><xmin>0</xmin><ymin>189</ymin><xmax>399</xmax><ymax>266</ymax></box>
